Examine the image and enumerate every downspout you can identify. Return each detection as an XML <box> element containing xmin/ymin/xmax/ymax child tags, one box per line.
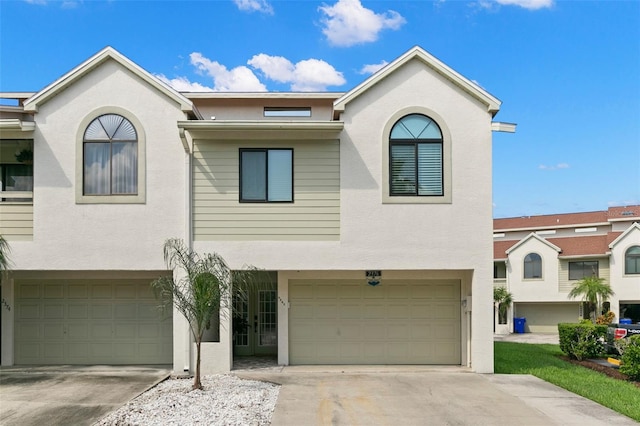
<box><xmin>180</xmin><ymin>127</ymin><xmax>194</xmax><ymax>373</ymax></box>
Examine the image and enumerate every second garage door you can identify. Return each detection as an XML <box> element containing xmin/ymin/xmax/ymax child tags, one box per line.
<box><xmin>289</xmin><ymin>279</ymin><xmax>461</xmax><ymax>365</ymax></box>
<box><xmin>514</xmin><ymin>302</ymin><xmax>580</xmax><ymax>333</ymax></box>
<box><xmin>14</xmin><ymin>278</ymin><xmax>172</xmax><ymax>365</ymax></box>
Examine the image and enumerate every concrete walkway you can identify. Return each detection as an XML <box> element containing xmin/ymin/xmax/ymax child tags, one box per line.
<box><xmin>0</xmin><ymin>365</ymin><xmax>170</xmax><ymax>426</ymax></box>
<box><xmin>237</xmin><ymin>366</ymin><xmax>637</xmax><ymax>426</ymax></box>
<box><xmin>494</xmin><ymin>332</ymin><xmax>560</xmax><ymax>344</ymax></box>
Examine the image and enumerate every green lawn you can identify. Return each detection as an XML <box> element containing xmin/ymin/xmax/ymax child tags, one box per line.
<box><xmin>494</xmin><ymin>341</ymin><xmax>640</xmax><ymax>422</ymax></box>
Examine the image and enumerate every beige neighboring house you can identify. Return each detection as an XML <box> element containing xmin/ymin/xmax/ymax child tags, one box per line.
<box><xmin>1</xmin><ymin>46</ymin><xmax>513</xmax><ymax>374</ymax></box>
<box><xmin>493</xmin><ymin>206</ymin><xmax>640</xmax><ymax>333</ymax></box>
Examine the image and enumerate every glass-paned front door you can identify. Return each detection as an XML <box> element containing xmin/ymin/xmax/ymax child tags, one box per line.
<box><xmin>233</xmin><ymin>284</ymin><xmax>277</xmax><ymax>356</ymax></box>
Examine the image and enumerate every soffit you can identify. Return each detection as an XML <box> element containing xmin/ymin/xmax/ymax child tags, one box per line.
<box><xmin>334</xmin><ymin>46</ymin><xmax>501</xmax><ymax>116</ymax></box>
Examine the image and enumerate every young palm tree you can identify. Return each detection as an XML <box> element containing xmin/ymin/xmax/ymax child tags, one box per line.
<box><xmin>151</xmin><ymin>238</ymin><xmax>269</xmax><ymax>390</ymax></box>
<box><xmin>567</xmin><ymin>276</ymin><xmax>614</xmax><ymax>323</ymax></box>
<box><xmin>0</xmin><ymin>235</ymin><xmax>11</xmax><ymax>273</ymax></box>
<box><xmin>493</xmin><ymin>286</ymin><xmax>513</xmax><ymax>325</ymax></box>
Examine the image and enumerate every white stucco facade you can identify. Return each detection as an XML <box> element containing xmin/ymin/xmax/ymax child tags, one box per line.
<box><xmin>1</xmin><ymin>46</ymin><xmax>505</xmax><ymax>373</ymax></box>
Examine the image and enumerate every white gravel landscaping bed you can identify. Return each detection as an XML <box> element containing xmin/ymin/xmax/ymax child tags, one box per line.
<box><xmin>94</xmin><ymin>374</ymin><xmax>280</xmax><ymax>426</ymax></box>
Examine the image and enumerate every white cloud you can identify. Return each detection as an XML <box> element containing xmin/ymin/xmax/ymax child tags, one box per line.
<box><xmin>248</xmin><ymin>54</ymin><xmax>346</xmax><ymax>91</ymax></box>
<box><xmin>23</xmin><ymin>0</ymin><xmax>47</xmax><ymax>4</ymax></box>
<box><xmin>189</xmin><ymin>52</ymin><xmax>267</xmax><ymax>92</ymax></box>
<box><xmin>538</xmin><ymin>163</ymin><xmax>569</xmax><ymax>170</ymax></box>
<box><xmin>481</xmin><ymin>0</ymin><xmax>554</xmax><ymax>10</ymax></box>
<box><xmin>155</xmin><ymin>74</ymin><xmax>214</xmax><ymax>92</ymax></box>
<box><xmin>359</xmin><ymin>61</ymin><xmax>388</xmax><ymax>75</ymax></box>
<box><xmin>233</xmin><ymin>0</ymin><xmax>273</xmax><ymax>15</ymax></box>
<box><xmin>319</xmin><ymin>0</ymin><xmax>406</xmax><ymax>47</ymax></box>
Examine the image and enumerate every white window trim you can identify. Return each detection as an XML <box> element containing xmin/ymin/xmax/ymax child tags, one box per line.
<box><xmin>523</xmin><ymin>252</ymin><xmax>543</xmax><ymax>280</ymax></box>
<box><xmin>75</xmin><ymin>107</ymin><xmax>146</xmax><ymax>204</ymax></box>
<box><xmin>382</xmin><ymin>107</ymin><xmax>452</xmax><ymax>204</ymax></box>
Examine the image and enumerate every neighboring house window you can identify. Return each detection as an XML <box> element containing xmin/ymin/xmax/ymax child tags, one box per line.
<box><xmin>569</xmin><ymin>260</ymin><xmax>599</xmax><ymax>280</ymax></box>
<box><xmin>568</xmin><ymin>261</ymin><xmax>599</xmax><ymax>280</ymax></box>
<box><xmin>524</xmin><ymin>253</ymin><xmax>542</xmax><ymax>279</ymax></box>
<box><xmin>83</xmin><ymin>114</ymin><xmax>138</xmax><ymax>195</ymax></box>
<box><xmin>240</xmin><ymin>148</ymin><xmax>293</xmax><ymax>202</ymax></box>
<box><xmin>626</xmin><ymin>246</ymin><xmax>640</xmax><ymax>275</ymax></box>
<box><xmin>494</xmin><ymin>262</ymin><xmax>506</xmax><ymax>279</ymax></box>
<box><xmin>389</xmin><ymin>114</ymin><xmax>443</xmax><ymax>196</ymax></box>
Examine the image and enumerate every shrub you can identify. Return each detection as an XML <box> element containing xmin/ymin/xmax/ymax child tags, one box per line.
<box><xmin>596</xmin><ymin>311</ymin><xmax>615</xmax><ymax>325</ymax></box>
<box><xmin>620</xmin><ymin>335</ymin><xmax>640</xmax><ymax>380</ymax></box>
<box><xmin>558</xmin><ymin>322</ymin><xmax>606</xmax><ymax>361</ymax></box>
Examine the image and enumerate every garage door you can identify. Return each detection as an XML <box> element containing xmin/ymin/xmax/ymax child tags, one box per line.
<box><xmin>15</xmin><ymin>279</ymin><xmax>172</xmax><ymax>365</ymax></box>
<box><xmin>289</xmin><ymin>279</ymin><xmax>460</xmax><ymax>365</ymax></box>
<box><xmin>515</xmin><ymin>303</ymin><xmax>579</xmax><ymax>333</ymax></box>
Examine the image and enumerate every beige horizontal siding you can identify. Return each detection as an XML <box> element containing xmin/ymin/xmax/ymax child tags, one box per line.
<box><xmin>0</xmin><ymin>203</ymin><xmax>33</xmax><ymax>240</ymax></box>
<box><xmin>559</xmin><ymin>258</ymin><xmax>610</xmax><ymax>293</ymax></box>
<box><xmin>193</xmin><ymin>140</ymin><xmax>340</xmax><ymax>241</ymax></box>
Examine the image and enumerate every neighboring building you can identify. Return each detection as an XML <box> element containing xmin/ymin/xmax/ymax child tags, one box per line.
<box><xmin>1</xmin><ymin>46</ymin><xmax>511</xmax><ymax>374</ymax></box>
<box><xmin>493</xmin><ymin>206</ymin><xmax>640</xmax><ymax>333</ymax></box>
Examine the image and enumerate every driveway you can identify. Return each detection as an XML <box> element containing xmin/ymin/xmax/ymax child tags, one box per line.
<box><xmin>0</xmin><ymin>365</ymin><xmax>170</xmax><ymax>426</ymax></box>
<box><xmin>236</xmin><ymin>366</ymin><xmax>638</xmax><ymax>425</ymax></box>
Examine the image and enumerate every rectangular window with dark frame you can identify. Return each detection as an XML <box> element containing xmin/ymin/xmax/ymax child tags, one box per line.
<box><xmin>390</xmin><ymin>142</ymin><xmax>443</xmax><ymax>196</ymax></box>
<box><xmin>568</xmin><ymin>260</ymin><xmax>599</xmax><ymax>280</ymax></box>
<box><xmin>240</xmin><ymin>148</ymin><xmax>293</xmax><ymax>202</ymax></box>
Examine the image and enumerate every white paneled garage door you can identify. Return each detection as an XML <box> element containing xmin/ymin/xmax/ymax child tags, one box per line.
<box><xmin>514</xmin><ymin>302</ymin><xmax>580</xmax><ymax>333</ymax></box>
<box><xmin>289</xmin><ymin>279</ymin><xmax>461</xmax><ymax>365</ymax></box>
<box><xmin>15</xmin><ymin>279</ymin><xmax>172</xmax><ymax>365</ymax></box>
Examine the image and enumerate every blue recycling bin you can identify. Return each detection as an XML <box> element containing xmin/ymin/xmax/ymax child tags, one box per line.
<box><xmin>514</xmin><ymin>317</ymin><xmax>526</xmax><ymax>334</ymax></box>
<box><xmin>620</xmin><ymin>318</ymin><xmax>632</xmax><ymax>324</ymax></box>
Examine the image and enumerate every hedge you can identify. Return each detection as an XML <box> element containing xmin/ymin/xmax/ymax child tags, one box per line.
<box><xmin>558</xmin><ymin>322</ymin><xmax>607</xmax><ymax>361</ymax></box>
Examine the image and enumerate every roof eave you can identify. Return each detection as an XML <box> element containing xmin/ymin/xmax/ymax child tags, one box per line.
<box><xmin>23</xmin><ymin>46</ymin><xmax>196</xmax><ymax>115</ymax></box>
<box><xmin>334</xmin><ymin>46</ymin><xmax>502</xmax><ymax>116</ymax></box>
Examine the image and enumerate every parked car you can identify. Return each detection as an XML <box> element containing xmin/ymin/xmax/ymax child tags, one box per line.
<box><xmin>606</xmin><ymin>323</ymin><xmax>640</xmax><ymax>354</ymax></box>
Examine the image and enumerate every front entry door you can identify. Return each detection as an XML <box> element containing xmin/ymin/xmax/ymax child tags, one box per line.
<box><xmin>233</xmin><ymin>285</ymin><xmax>277</xmax><ymax>356</ymax></box>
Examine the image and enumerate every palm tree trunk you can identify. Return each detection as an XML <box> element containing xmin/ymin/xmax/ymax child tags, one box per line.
<box><xmin>193</xmin><ymin>339</ymin><xmax>203</xmax><ymax>390</ymax></box>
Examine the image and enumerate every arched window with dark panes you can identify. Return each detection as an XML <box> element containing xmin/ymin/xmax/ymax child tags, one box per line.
<box><xmin>83</xmin><ymin>114</ymin><xmax>138</xmax><ymax>195</ymax></box>
<box><xmin>626</xmin><ymin>246</ymin><xmax>640</xmax><ymax>275</ymax></box>
<box><xmin>389</xmin><ymin>114</ymin><xmax>443</xmax><ymax>196</ymax></box>
<box><xmin>524</xmin><ymin>253</ymin><xmax>542</xmax><ymax>279</ymax></box>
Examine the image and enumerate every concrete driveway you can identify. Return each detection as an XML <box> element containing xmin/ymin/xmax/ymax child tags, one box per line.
<box><xmin>0</xmin><ymin>365</ymin><xmax>170</xmax><ymax>426</ymax></box>
<box><xmin>237</xmin><ymin>366</ymin><xmax>638</xmax><ymax>426</ymax></box>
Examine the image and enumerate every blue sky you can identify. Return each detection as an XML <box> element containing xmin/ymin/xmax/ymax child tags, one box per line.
<box><xmin>1</xmin><ymin>0</ymin><xmax>638</xmax><ymax>218</ymax></box>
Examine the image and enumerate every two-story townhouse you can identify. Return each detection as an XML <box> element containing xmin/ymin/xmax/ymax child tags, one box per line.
<box><xmin>493</xmin><ymin>206</ymin><xmax>640</xmax><ymax>333</ymax></box>
<box><xmin>1</xmin><ymin>45</ymin><xmax>510</xmax><ymax>374</ymax></box>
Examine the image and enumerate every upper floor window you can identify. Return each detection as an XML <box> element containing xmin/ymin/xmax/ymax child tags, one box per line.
<box><xmin>494</xmin><ymin>261</ymin><xmax>506</xmax><ymax>279</ymax></box>
<box><xmin>1</xmin><ymin>139</ymin><xmax>33</xmax><ymax>202</ymax></box>
<box><xmin>569</xmin><ymin>260</ymin><xmax>599</xmax><ymax>280</ymax></box>
<box><xmin>626</xmin><ymin>246</ymin><xmax>640</xmax><ymax>275</ymax></box>
<box><xmin>83</xmin><ymin>114</ymin><xmax>137</xmax><ymax>195</ymax></box>
<box><xmin>240</xmin><ymin>148</ymin><xmax>293</xmax><ymax>202</ymax></box>
<box><xmin>524</xmin><ymin>253</ymin><xmax>542</xmax><ymax>279</ymax></box>
<box><xmin>389</xmin><ymin>114</ymin><xmax>443</xmax><ymax>197</ymax></box>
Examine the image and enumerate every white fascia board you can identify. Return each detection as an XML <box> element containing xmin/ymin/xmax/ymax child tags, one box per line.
<box><xmin>505</xmin><ymin>232</ymin><xmax>562</xmax><ymax>255</ymax></box>
<box><xmin>558</xmin><ymin>254</ymin><xmax>611</xmax><ymax>260</ymax></box>
<box><xmin>0</xmin><ymin>119</ymin><xmax>36</xmax><ymax>132</ymax></box>
<box><xmin>335</xmin><ymin>46</ymin><xmax>502</xmax><ymax>116</ymax></box>
<box><xmin>23</xmin><ymin>46</ymin><xmax>196</xmax><ymax>115</ymax></box>
<box><xmin>609</xmin><ymin>222</ymin><xmax>640</xmax><ymax>248</ymax></box>
<box><xmin>184</xmin><ymin>92</ymin><xmax>344</xmax><ymax>100</ymax></box>
<box><xmin>495</xmin><ymin>222</ymin><xmax>610</xmax><ymax>233</ymax></box>
<box><xmin>178</xmin><ymin>120</ymin><xmax>344</xmax><ymax>140</ymax></box>
<box><xmin>491</xmin><ymin>122</ymin><xmax>517</xmax><ymax>133</ymax></box>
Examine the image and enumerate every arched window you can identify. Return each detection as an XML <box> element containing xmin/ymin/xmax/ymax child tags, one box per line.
<box><xmin>626</xmin><ymin>246</ymin><xmax>640</xmax><ymax>275</ymax></box>
<box><xmin>524</xmin><ymin>253</ymin><xmax>542</xmax><ymax>279</ymax></box>
<box><xmin>83</xmin><ymin>114</ymin><xmax>138</xmax><ymax>195</ymax></box>
<box><xmin>389</xmin><ymin>114</ymin><xmax>443</xmax><ymax>196</ymax></box>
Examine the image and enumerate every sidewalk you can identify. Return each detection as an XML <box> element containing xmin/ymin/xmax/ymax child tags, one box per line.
<box><xmin>494</xmin><ymin>332</ymin><xmax>560</xmax><ymax>344</ymax></box>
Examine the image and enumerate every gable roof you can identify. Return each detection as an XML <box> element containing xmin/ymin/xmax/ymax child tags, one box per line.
<box><xmin>609</xmin><ymin>222</ymin><xmax>640</xmax><ymax>248</ymax></box>
<box><xmin>23</xmin><ymin>46</ymin><xmax>198</xmax><ymax>117</ymax></box>
<box><xmin>505</xmin><ymin>232</ymin><xmax>561</xmax><ymax>255</ymax></box>
<box><xmin>334</xmin><ymin>46</ymin><xmax>502</xmax><ymax>117</ymax></box>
